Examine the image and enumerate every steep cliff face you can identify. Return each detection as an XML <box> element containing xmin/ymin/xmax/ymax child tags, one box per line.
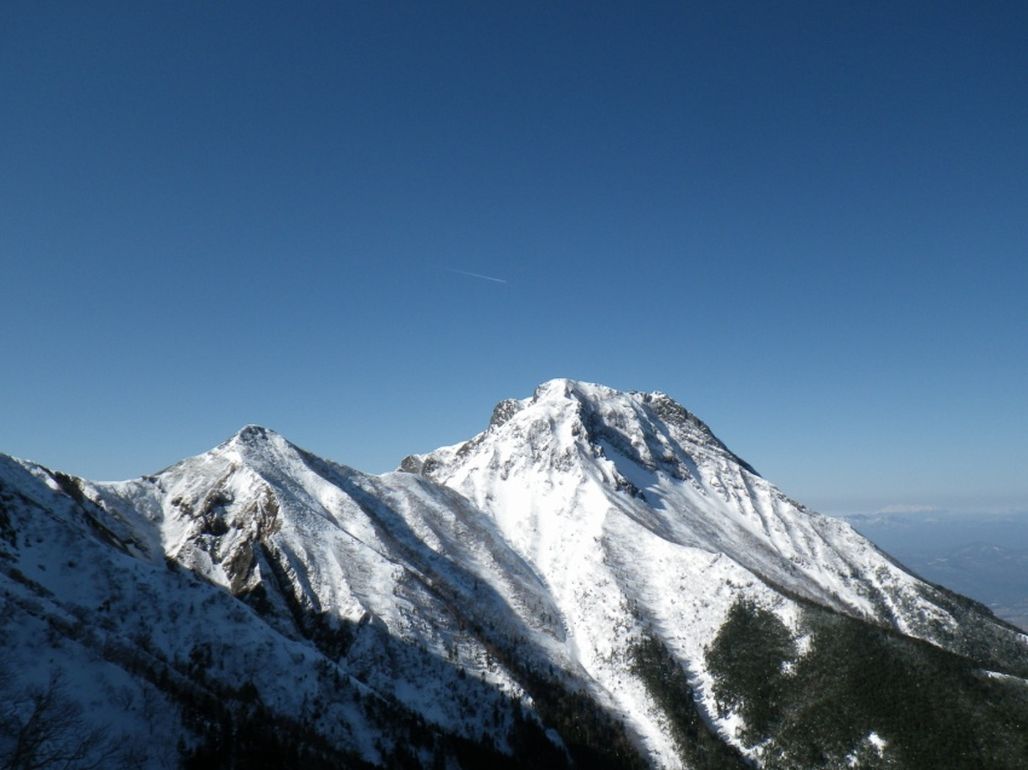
<box><xmin>1</xmin><ymin>381</ymin><xmax>1026</xmax><ymax>769</ymax></box>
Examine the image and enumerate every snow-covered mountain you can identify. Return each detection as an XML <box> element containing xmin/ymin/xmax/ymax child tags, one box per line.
<box><xmin>2</xmin><ymin>379</ymin><xmax>1026</xmax><ymax>769</ymax></box>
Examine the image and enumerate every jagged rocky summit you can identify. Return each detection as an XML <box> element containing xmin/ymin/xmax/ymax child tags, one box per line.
<box><xmin>1</xmin><ymin>379</ymin><xmax>1026</xmax><ymax>770</ymax></box>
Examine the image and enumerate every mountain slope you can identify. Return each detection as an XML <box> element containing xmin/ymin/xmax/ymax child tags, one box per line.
<box><xmin>2</xmin><ymin>379</ymin><xmax>1027</xmax><ymax>769</ymax></box>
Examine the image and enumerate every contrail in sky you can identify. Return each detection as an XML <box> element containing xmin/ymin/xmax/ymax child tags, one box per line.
<box><xmin>443</xmin><ymin>267</ymin><xmax>508</xmax><ymax>284</ymax></box>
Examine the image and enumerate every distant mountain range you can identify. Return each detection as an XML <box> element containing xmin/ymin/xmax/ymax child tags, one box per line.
<box><xmin>2</xmin><ymin>380</ymin><xmax>1026</xmax><ymax>769</ymax></box>
<box><xmin>845</xmin><ymin>509</ymin><xmax>1028</xmax><ymax>631</ymax></box>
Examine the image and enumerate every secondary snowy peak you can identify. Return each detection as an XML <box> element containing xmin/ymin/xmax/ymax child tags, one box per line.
<box><xmin>204</xmin><ymin>423</ymin><xmax>300</xmax><ymax>470</ymax></box>
<box><xmin>230</xmin><ymin>423</ymin><xmax>278</xmax><ymax>442</ymax></box>
<box><xmin>94</xmin><ymin>424</ymin><xmax>574</xmax><ymax>688</ymax></box>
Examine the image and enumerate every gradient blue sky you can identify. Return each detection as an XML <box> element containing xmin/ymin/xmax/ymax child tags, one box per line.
<box><xmin>2</xmin><ymin>2</ymin><xmax>1025</xmax><ymax>514</ymax></box>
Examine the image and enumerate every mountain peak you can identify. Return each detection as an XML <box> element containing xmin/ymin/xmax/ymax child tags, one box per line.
<box><xmin>530</xmin><ymin>377</ymin><xmax>617</xmax><ymax>404</ymax></box>
<box><xmin>230</xmin><ymin>424</ymin><xmax>281</xmax><ymax>445</ymax></box>
<box><xmin>198</xmin><ymin>424</ymin><xmax>299</xmax><ymax>471</ymax></box>
<box><xmin>216</xmin><ymin>424</ymin><xmax>297</xmax><ymax>458</ymax></box>
<box><xmin>527</xmin><ymin>379</ymin><xmax>698</xmax><ymax>424</ymax></box>
<box><xmin>408</xmin><ymin>380</ymin><xmax>761</xmax><ymax>502</ymax></box>
<box><xmin>513</xmin><ymin>379</ymin><xmax>759</xmax><ymax>477</ymax></box>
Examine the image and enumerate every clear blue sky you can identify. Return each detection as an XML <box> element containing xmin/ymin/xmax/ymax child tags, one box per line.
<box><xmin>2</xmin><ymin>2</ymin><xmax>1025</xmax><ymax>515</ymax></box>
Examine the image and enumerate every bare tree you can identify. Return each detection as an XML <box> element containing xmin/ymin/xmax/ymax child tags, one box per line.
<box><xmin>0</xmin><ymin>673</ymin><xmax>121</xmax><ymax>770</ymax></box>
